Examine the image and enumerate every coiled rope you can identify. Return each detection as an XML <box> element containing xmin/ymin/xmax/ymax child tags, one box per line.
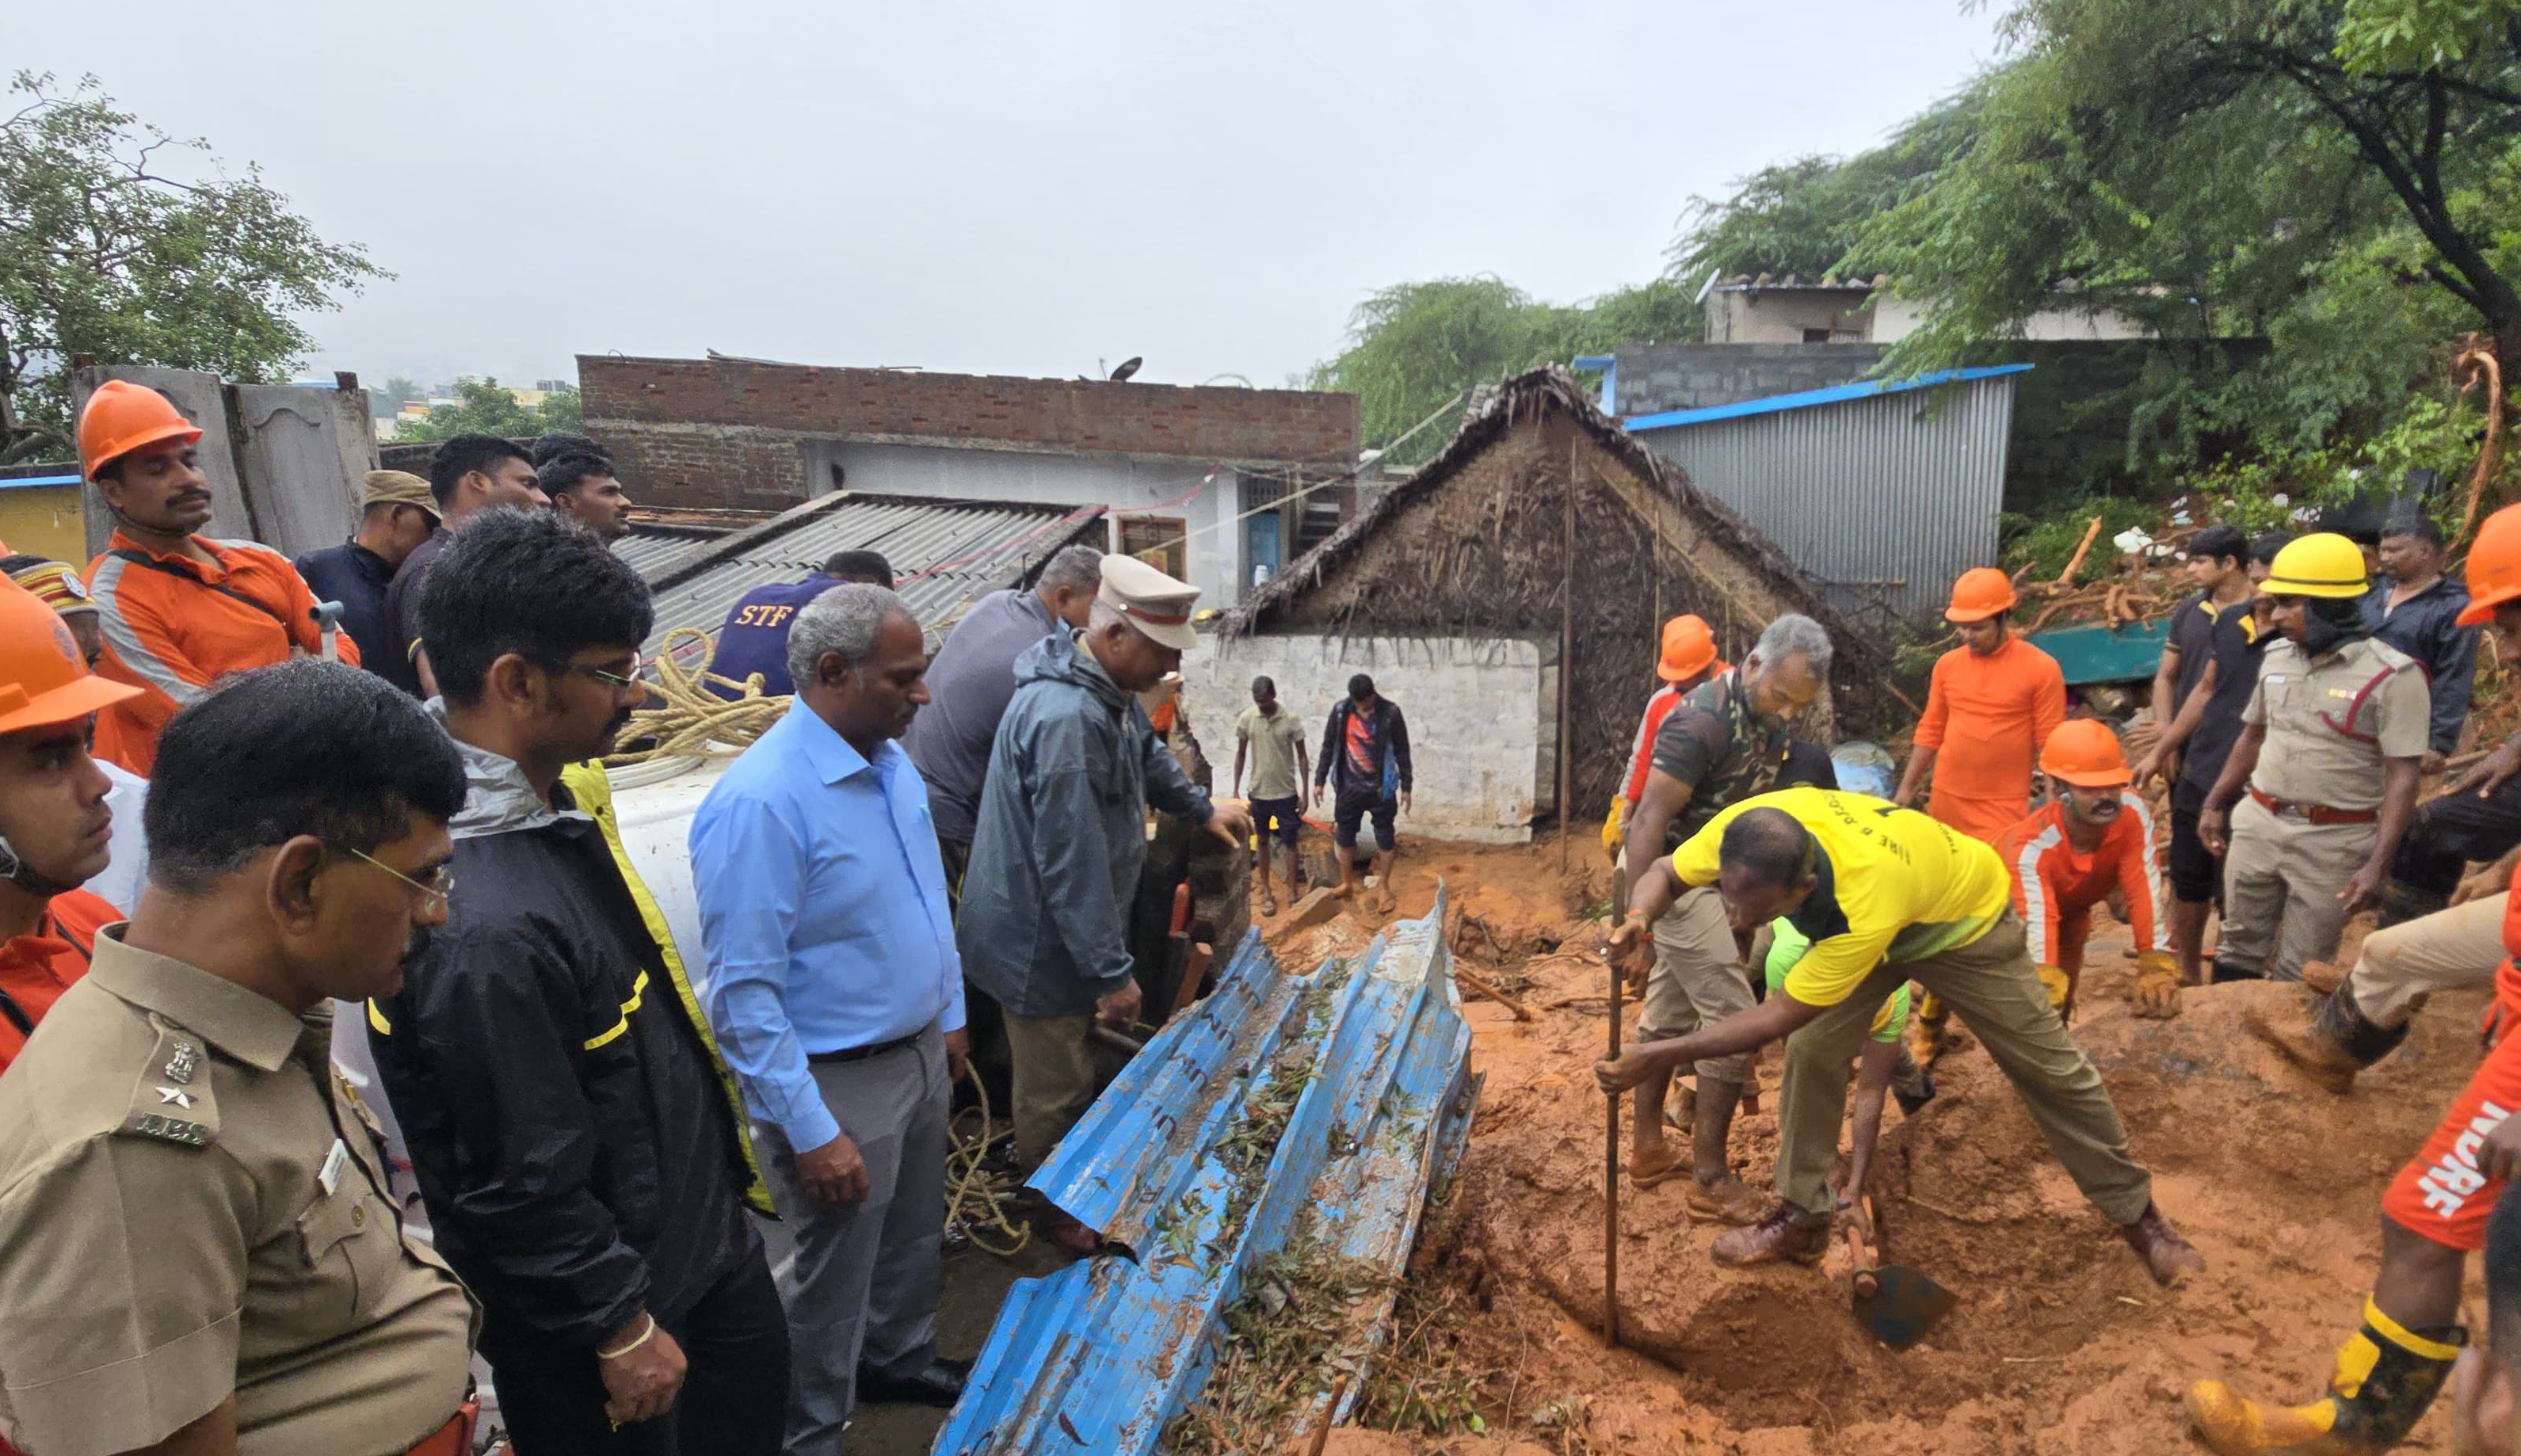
<box><xmin>950</xmin><ymin>1066</ymin><xmax>1032</xmax><ymax>1256</ymax></box>
<box><xmin>605</xmin><ymin>627</ymin><xmax>789</xmax><ymax>768</ymax></box>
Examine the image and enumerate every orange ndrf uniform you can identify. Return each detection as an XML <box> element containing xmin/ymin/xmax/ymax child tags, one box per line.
<box><xmin>1912</xmin><ymin>637</ymin><xmax>2067</xmax><ymax>844</ymax></box>
<box><xmin>2380</xmin><ymin>869</ymin><xmax>2521</xmax><ymax>1251</ymax></box>
<box><xmin>1991</xmin><ymin>795</ymin><xmax>2164</xmax><ymax>989</ymax></box>
<box><xmin>84</xmin><ymin>530</ymin><xmax>358</xmax><ymax>774</ymax></box>
<box><xmin>0</xmin><ymin>888</ymin><xmax>118</xmax><ymax>1077</ymax></box>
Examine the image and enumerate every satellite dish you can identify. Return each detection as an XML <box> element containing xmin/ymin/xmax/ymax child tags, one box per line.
<box><xmin>1109</xmin><ymin>356</ymin><xmax>1143</xmax><ymax>383</ymax></box>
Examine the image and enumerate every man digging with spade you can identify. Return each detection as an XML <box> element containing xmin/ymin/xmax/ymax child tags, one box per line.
<box><xmin>1593</xmin><ymin>786</ymin><xmax>2203</xmax><ymax>1285</ymax></box>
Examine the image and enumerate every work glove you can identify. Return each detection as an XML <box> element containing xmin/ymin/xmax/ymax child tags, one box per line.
<box><xmin>2129</xmin><ymin>951</ymin><xmax>2183</xmax><ymax>1020</ymax></box>
<box><xmin>1600</xmin><ymin>800</ymin><xmax>1627</xmax><ymax>859</ymax></box>
<box><xmin>2036</xmin><ymin>963</ymin><xmax>2073</xmax><ymax>1016</ymax></box>
<box><xmin>1905</xmin><ymin>991</ymin><xmax>1947</xmax><ymax>1071</ymax></box>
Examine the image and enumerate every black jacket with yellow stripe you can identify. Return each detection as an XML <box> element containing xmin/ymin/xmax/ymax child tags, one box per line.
<box><xmin>370</xmin><ymin>734</ymin><xmax>771</xmax><ymax>1352</ymax></box>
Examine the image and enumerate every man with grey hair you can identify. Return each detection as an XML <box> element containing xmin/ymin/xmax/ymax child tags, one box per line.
<box><xmin>959</xmin><ymin>556</ymin><xmax>1253</xmax><ymax>1254</ymax></box>
<box><xmin>690</xmin><ymin>583</ymin><xmax>972</xmax><ymax>1447</ymax></box>
<box><xmin>1615</xmin><ymin>612</ymin><xmax>1832</xmax><ymax>1222</ymax></box>
<box><xmin>906</xmin><ymin>543</ymin><xmax>1105</xmax><ymax>1103</ymax></box>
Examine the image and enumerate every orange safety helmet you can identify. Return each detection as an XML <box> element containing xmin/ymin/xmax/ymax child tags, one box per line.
<box><xmin>78</xmin><ymin>379</ymin><xmax>204</xmax><ymax>481</ymax></box>
<box><xmin>0</xmin><ymin>577</ymin><xmax>139</xmax><ymax>737</ymax></box>
<box><xmin>1944</xmin><ymin>566</ymin><xmax>2019</xmax><ymax>623</ymax></box>
<box><xmin>2458</xmin><ymin>502</ymin><xmax>2521</xmax><ymax>627</ymax></box>
<box><xmin>2039</xmin><ymin>718</ymin><xmax>2131</xmax><ymax>788</ymax></box>
<box><xmin>1657</xmin><ymin>614</ymin><xmax>1723</xmax><ymax>682</ymax></box>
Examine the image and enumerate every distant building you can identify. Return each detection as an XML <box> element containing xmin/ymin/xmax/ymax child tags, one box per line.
<box><xmin>578</xmin><ymin>353</ymin><xmax>1363</xmax><ymax>608</ymax></box>
<box><xmin>1695</xmin><ymin>272</ymin><xmax>2150</xmax><ymax>345</ymax></box>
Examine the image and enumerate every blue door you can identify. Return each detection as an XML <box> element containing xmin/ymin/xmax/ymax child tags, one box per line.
<box><xmin>1246</xmin><ymin>510</ymin><xmax>1282</xmax><ymax>588</ymax></box>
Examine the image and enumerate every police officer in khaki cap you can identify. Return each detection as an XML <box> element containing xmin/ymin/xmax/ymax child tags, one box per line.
<box><xmin>0</xmin><ymin>658</ymin><xmax>479</xmax><ymax>1456</ymax></box>
<box><xmin>2199</xmin><ymin>532</ymin><xmax>2431</xmax><ymax>982</ymax></box>
<box><xmin>956</xmin><ymin>551</ymin><xmax>1252</xmax><ymax>1253</ymax></box>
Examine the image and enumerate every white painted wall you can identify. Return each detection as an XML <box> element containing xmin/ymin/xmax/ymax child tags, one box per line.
<box><xmin>1180</xmin><ymin>632</ymin><xmax>1554</xmax><ymax>844</ymax></box>
<box><xmin>806</xmin><ymin>440</ymin><xmax>1246</xmax><ymax>608</ymax></box>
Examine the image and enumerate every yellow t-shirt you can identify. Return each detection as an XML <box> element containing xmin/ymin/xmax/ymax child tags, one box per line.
<box><xmin>1670</xmin><ymin>786</ymin><xmax>2011</xmax><ymax>1008</ymax></box>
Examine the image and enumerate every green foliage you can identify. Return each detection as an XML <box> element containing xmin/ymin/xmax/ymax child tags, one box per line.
<box><xmin>2001</xmin><ymin>494</ymin><xmax>2166</xmax><ymax>582</ymax></box>
<box><xmin>1305</xmin><ymin>276</ymin><xmax>1702</xmax><ymax>466</ymax></box>
<box><xmin>0</xmin><ymin>72</ymin><xmax>384</xmax><ymax>462</ymax></box>
<box><xmin>371</xmin><ymin>375</ymin><xmax>423</xmax><ymax>417</ymax></box>
<box><xmin>1668</xmin><ymin>82</ymin><xmax>1986</xmax><ymax>288</ymax></box>
<box><xmin>1844</xmin><ymin>0</ymin><xmax>2521</xmax><ymax>481</ymax></box>
<box><xmin>391</xmin><ymin>378</ymin><xmax>583</xmax><ymax>444</ymax></box>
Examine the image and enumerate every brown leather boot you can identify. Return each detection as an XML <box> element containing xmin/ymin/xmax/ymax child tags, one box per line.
<box><xmin>1711</xmin><ymin>1203</ymin><xmax>1831</xmax><ymax>1267</ymax></box>
<box><xmin>2248</xmin><ymin>983</ymin><xmax>2407</xmax><ymax>1094</ymax></box>
<box><xmin>2119</xmin><ymin>1202</ymin><xmax>2206</xmax><ymax>1287</ymax></box>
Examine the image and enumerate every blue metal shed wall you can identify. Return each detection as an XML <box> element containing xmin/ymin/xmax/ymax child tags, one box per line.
<box><xmin>1628</xmin><ymin>372</ymin><xmax>2017</xmax><ymax>619</ymax></box>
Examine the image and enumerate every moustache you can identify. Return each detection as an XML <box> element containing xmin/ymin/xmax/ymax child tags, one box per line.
<box><xmin>399</xmin><ymin>920</ymin><xmax>435</xmax><ymax>970</ymax></box>
<box><xmin>605</xmin><ymin>704</ymin><xmax>635</xmax><ymax>738</ymax></box>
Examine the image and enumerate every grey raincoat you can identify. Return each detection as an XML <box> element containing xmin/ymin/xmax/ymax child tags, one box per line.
<box><xmin>957</xmin><ymin>629</ymin><xmax>1212</xmax><ymax>1018</ymax></box>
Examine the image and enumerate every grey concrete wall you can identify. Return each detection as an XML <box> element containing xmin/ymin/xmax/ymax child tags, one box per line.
<box><xmin>1180</xmin><ymin>632</ymin><xmax>1555</xmax><ymax>844</ymax></box>
<box><xmin>1611</xmin><ymin>343</ymin><xmax>1889</xmax><ymax>418</ymax></box>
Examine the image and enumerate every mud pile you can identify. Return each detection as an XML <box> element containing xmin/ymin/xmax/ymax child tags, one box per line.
<box><xmin>1263</xmin><ymin>838</ymin><xmax>2494</xmax><ymax>1454</ymax></box>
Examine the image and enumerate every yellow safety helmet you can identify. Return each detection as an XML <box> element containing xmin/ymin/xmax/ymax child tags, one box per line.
<box><xmin>2262</xmin><ymin>532</ymin><xmax>2368</xmax><ymax>599</ymax></box>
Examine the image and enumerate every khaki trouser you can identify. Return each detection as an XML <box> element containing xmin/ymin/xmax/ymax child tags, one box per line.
<box><xmin>2218</xmin><ymin>795</ymin><xmax>2377</xmax><ymax>982</ymax></box>
<box><xmin>1638</xmin><ymin>883</ymin><xmax>1755</xmax><ymax>1084</ymax></box>
<box><xmin>1775</xmin><ymin>910</ymin><xmax>2153</xmax><ymax>1225</ymax></box>
<box><xmin>1006</xmin><ymin>1010</ymin><xmax>1100</xmax><ymax>1176</ymax></box>
<box><xmin>2347</xmin><ymin>892</ymin><xmax>2509</xmax><ymax>1027</ymax></box>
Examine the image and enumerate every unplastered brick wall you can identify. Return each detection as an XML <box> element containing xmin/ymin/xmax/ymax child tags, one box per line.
<box><xmin>582</xmin><ymin>354</ymin><xmax>1360</xmax><ymax>512</ymax></box>
<box><xmin>1180</xmin><ymin>632</ymin><xmax>1555</xmax><ymax>845</ymax></box>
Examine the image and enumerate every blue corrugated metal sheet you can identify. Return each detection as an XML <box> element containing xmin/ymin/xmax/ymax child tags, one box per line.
<box><xmin>1627</xmin><ymin>369</ymin><xmax>2022</xmax><ymax>619</ymax></box>
<box><xmin>933</xmin><ymin>894</ymin><xmax>1478</xmax><ymax>1454</ymax></box>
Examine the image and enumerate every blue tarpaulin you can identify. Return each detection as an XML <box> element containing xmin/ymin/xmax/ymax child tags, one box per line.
<box><xmin>933</xmin><ymin>894</ymin><xmax>1479</xmax><ymax>1454</ymax></box>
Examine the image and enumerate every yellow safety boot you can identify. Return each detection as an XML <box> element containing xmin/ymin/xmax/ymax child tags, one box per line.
<box><xmin>2187</xmin><ymin>1298</ymin><xmax>2463</xmax><ymax>1453</ymax></box>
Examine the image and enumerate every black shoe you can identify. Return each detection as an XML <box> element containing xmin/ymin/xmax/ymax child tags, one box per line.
<box><xmin>857</xmin><ymin>1356</ymin><xmax>971</xmax><ymax>1408</ymax></box>
<box><xmin>1894</xmin><ymin>1072</ymin><xmax>1937</xmax><ymax>1118</ymax></box>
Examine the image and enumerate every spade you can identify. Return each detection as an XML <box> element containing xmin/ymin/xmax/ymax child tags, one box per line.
<box><xmin>1845</xmin><ymin>1196</ymin><xmax>1955</xmax><ymax>1350</ymax></box>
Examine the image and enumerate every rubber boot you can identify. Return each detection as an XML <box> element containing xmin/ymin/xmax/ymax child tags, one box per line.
<box><xmin>2250</xmin><ymin>983</ymin><xmax>2409</xmax><ymax>1093</ymax></box>
<box><xmin>2187</xmin><ymin>1297</ymin><xmax>2464</xmax><ymax>1453</ymax></box>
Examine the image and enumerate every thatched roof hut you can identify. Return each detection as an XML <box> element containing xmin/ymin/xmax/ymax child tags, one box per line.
<box><xmin>1222</xmin><ymin>367</ymin><xmax>1893</xmax><ymax>818</ymax></box>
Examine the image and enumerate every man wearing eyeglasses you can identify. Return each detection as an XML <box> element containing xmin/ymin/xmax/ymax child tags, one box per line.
<box><xmin>370</xmin><ymin>509</ymin><xmax>787</xmax><ymax>1454</ymax></box>
<box><xmin>0</xmin><ymin>658</ymin><xmax>480</xmax><ymax>1456</ymax></box>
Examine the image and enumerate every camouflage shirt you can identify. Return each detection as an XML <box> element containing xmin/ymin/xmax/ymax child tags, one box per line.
<box><xmin>1646</xmin><ymin>669</ymin><xmax>1793</xmax><ymax>848</ymax></box>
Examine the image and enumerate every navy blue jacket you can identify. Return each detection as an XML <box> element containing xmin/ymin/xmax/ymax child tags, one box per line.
<box><xmin>2363</xmin><ymin>575</ymin><xmax>2480</xmax><ymax>756</ymax></box>
<box><xmin>292</xmin><ymin>539</ymin><xmax>398</xmax><ymax>673</ymax></box>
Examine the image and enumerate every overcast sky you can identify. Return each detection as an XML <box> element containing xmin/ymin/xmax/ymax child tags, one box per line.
<box><xmin>14</xmin><ymin>2</ymin><xmax>2012</xmax><ymax>393</ymax></box>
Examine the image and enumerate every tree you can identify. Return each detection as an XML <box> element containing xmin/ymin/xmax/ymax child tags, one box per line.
<box><xmin>371</xmin><ymin>375</ymin><xmax>423</xmax><ymax>417</ymax></box>
<box><xmin>1306</xmin><ymin>277</ymin><xmax>1701</xmax><ymax>464</ymax></box>
<box><xmin>391</xmin><ymin>378</ymin><xmax>584</xmax><ymax>444</ymax></box>
<box><xmin>1848</xmin><ymin>0</ymin><xmax>2521</xmax><ymax>467</ymax></box>
<box><xmin>0</xmin><ymin>72</ymin><xmax>385</xmax><ymax>462</ymax></box>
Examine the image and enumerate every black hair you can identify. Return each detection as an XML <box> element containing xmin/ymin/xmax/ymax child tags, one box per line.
<box><xmin>821</xmin><ymin>550</ymin><xmax>894</xmax><ymax>587</ymax></box>
<box><xmin>428</xmin><ymin>434</ymin><xmax>532</xmax><ymax>505</ymax></box>
<box><xmin>538</xmin><ymin>451</ymin><xmax>618</xmax><ymax>500</ymax></box>
<box><xmin>2189</xmin><ymin>525</ymin><xmax>2248</xmax><ymax>568</ymax></box>
<box><xmin>1251</xmin><ymin>675</ymin><xmax>1276</xmax><ymax>696</ymax></box>
<box><xmin>0</xmin><ymin>554</ymin><xmax>51</xmax><ymax>577</ymax></box>
<box><xmin>1719</xmin><ymin>807</ymin><xmax>1815</xmax><ymax>888</ymax></box>
<box><xmin>1348</xmin><ymin>673</ymin><xmax>1375</xmax><ymax>699</ymax></box>
<box><xmin>144</xmin><ymin>658</ymin><xmax>465</xmax><ymax>894</ymax></box>
<box><xmin>530</xmin><ymin>433</ymin><xmax>606</xmax><ymax>469</ymax></box>
<box><xmin>418</xmin><ymin>508</ymin><xmax>653</xmax><ymax>706</ymax></box>
<box><xmin>2490</xmin><ymin>1180</ymin><xmax>2521</xmax><ymax>1368</ymax></box>
<box><xmin>2382</xmin><ymin>515</ymin><xmax>2447</xmax><ymax>549</ymax></box>
<box><xmin>2250</xmin><ymin>530</ymin><xmax>2296</xmax><ymax>567</ymax></box>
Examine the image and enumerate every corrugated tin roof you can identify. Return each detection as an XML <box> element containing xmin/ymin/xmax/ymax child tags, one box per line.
<box><xmin>933</xmin><ymin>896</ymin><xmax>1477</xmax><ymax>1454</ymax></box>
<box><xmin>619</xmin><ymin>493</ymin><xmax>1104</xmax><ymax>658</ymax></box>
<box><xmin>1621</xmin><ymin>363</ymin><xmax>2032</xmax><ymax>430</ymax></box>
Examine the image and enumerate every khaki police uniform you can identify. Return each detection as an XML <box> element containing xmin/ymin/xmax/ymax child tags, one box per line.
<box><xmin>0</xmin><ymin>929</ymin><xmax>475</xmax><ymax>1456</ymax></box>
<box><xmin>2220</xmin><ymin>635</ymin><xmax>2430</xmax><ymax>981</ymax></box>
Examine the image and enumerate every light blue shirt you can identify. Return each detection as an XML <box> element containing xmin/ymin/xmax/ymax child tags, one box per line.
<box><xmin>690</xmin><ymin>699</ymin><xmax>966</xmax><ymax>1152</ymax></box>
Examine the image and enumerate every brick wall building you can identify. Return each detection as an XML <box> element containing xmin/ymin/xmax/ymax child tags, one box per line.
<box><xmin>579</xmin><ymin>353</ymin><xmax>1360</xmax><ymax>607</ymax></box>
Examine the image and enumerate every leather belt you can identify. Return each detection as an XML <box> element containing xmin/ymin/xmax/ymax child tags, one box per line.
<box><xmin>406</xmin><ymin>1401</ymin><xmax>478</xmax><ymax>1456</ymax></box>
<box><xmin>807</xmin><ymin>1030</ymin><xmax>923</xmax><ymax>1065</ymax></box>
<box><xmin>2248</xmin><ymin>787</ymin><xmax>2378</xmax><ymax>826</ymax></box>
